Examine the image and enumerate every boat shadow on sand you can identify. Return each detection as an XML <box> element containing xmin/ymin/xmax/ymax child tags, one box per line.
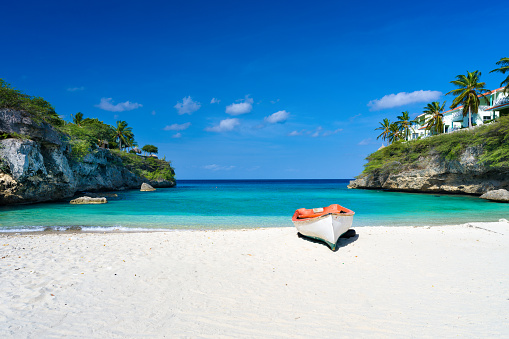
<box><xmin>297</xmin><ymin>231</ymin><xmax>359</xmax><ymax>252</ymax></box>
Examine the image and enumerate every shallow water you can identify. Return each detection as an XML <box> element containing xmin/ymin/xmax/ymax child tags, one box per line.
<box><xmin>0</xmin><ymin>179</ymin><xmax>508</xmax><ymax>232</ymax></box>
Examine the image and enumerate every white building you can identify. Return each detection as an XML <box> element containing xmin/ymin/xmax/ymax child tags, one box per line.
<box><xmin>410</xmin><ymin>87</ymin><xmax>508</xmax><ymax>139</ymax></box>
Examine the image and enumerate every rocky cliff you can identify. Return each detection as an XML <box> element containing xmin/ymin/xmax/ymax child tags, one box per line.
<box><xmin>0</xmin><ymin>109</ymin><xmax>175</xmax><ymax>205</ymax></box>
<box><xmin>348</xmin><ymin>146</ymin><xmax>509</xmax><ymax>195</ymax></box>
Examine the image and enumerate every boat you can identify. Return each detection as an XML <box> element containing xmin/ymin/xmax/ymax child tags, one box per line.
<box><xmin>292</xmin><ymin>204</ymin><xmax>355</xmax><ymax>250</ymax></box>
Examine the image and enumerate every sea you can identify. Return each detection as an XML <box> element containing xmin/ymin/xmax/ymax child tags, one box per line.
<box><xmin>0</xmin><ymin>179</ymin><xmax>508</xmax><ymax>233</ymax></box>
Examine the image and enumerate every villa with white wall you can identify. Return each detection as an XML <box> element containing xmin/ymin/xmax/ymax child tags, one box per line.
<box><xmin>410</xmin><ymin>87</ymin><xmax>509</xmax><ymax>139</ymax></box>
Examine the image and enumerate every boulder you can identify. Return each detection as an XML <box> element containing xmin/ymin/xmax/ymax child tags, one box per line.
<box><xmin>140</xmin><ymin>183</ymin><xmax>156</xmax><ymax>191</ymax></box>
<box><xmin>70</xmin><ymin>196</ymin><xmax>107</xmax><ymax>204</ymax></box>
<box><xmin>480</xmin><ymin>189</ymin><xmax>509</xmax><ymax>202</ymax></box>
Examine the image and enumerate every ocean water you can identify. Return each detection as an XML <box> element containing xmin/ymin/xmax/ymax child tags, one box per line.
<box><xmin>0</xmin><ymin>179</ymin><xmax>508</xmax><ymax>232</ymax></box>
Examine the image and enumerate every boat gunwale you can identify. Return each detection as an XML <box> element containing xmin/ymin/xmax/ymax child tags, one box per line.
<box><xmin>292</xmin><ymin>212</ymin><xmax>354</xmax><ymax>224</ymax></box>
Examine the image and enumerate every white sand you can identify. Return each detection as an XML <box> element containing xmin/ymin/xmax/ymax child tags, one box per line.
<box><xmin>1</xmin><ymin>222</ymin><xmax>508</xmax><ymax>338</ymax></box>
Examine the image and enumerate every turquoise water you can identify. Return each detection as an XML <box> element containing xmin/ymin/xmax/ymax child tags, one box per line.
<box><xmin>0</xmin><ymin>179</ymin><xmax>508</xmax><ymax>232</ymax></box>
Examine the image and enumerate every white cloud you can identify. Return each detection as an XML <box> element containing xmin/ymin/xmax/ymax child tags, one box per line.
<box><xmin>225</xmin><ymin>95</ymin><xmax>253</xmax><ymax>115</ymax></box>
<box><xmin>368</xmin><ymin>90</ymin><xmax>442</xmax><ymax>111</ymax></box>
<box><xmin>290</xmin><ymin>126</ymin><xmax>342</xmax><ymax>137</ymax></box>
<box><xmin>358</xmin><ymin>138</ymin><xmax>372</xmax><ymax>145</ymax></box>
<box><xmin>174</xmin><ymin>96</ymin><xmax>201</xmax><ymax>115</ymax></box>
<box><xmin>264</xmin><ymin>110</ymin><xmax>290</xmax><ymax>124</ymax></box>
<box><xmin>203</xmin><ymin>164</ymin><xmax>235</xmax><ymax>171</ymax></box>
<box><xmin>270</xmin><ymin>99</ymin><xmax>280</xmax><ymax>104</ymax></box>
<box><xmin>95</xmin><ymin>98</ymin><xmax>142</xmax><ymax>112</ymax></box>
<box><xmin>151</xmin><ymin>110</ymin><xmax>156</xmax><ymax>115</ymax></box>
<box><xmin>311</xmin><ymin>126</ymin><xmax>323</xmax><ymax>137</ymax></box>
<box><xmin>67</xmin><ymin>86</ymin><xmax>84</xmax><ymax>92</ymax></box>
<box><xmin>205</xmin><ymin>118</ymin><xmax>240</xmax><ymax>132</ymax></box>
<box><xmin>210</xmin><ymin>98</ymin><xmax>220</xmax><ymax>104</ymax></box>
<box><xmin>322</xmin><ymin>128</ymin><xmax>343</xmax><ymax>137</ymax></box>
<box><xmin>163</xmin><ymin>122</ymin><xmax>191</xmax><ymax>131</ymax></box>
<box><xmin>350</xmin><ymin>113</ymin><xmax>362</xmax><ymax>121</ymax></box>
<box><xmin>172</xmin><ymin>133</ymin><xmax>182</xmax><ymax>138</ymax></box>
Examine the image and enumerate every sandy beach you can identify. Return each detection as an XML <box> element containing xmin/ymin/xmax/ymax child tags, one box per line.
<box><xmin>1</xmin><ymin>222</ymin><xmax>508</xmax><ymax>338</ymax></box>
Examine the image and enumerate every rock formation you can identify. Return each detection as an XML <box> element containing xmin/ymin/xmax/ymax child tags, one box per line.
<box><xmin>140</xmin><ymin>183</ymin><xmax>156</xmax><ymax>191</ymax></box>
<box><xmin>480</xmin><ymin>189</ymin><xmax>509</xmax><ymax>202</ymax></box>
<box><xmin>70</xmin><ymin>196</ymin><xmax>108</xmax><ymax>204</ymax></box>
<box><xmin>348</xmin><ymin>147</ymin><xmax>509</xmax><ymax>195</ymax></box>
<box><xmin>0</xmin><ymin>109</ymin><xmax>175</xmax><ymax>205</ymax></box>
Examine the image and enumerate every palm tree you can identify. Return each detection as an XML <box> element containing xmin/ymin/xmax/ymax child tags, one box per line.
<box><xmin>114</xmin><ymin>120</ymin><xmax>134</xmax><ymax>150</ymax></box>
<box><xmin>446</xmin><ymin>70</ymin><xmax>490</xmax><ymax>128</ymax></box>
<box><xmin>388</xmin><ymin>122</ymin><xmax>402</xmax><ymax>144</ymax></box>
<box><xmin>423</xmin><ymin>101</ymin><xmax>446</xmax><ymax>135</ymax></box>
<box><xmin>375</xmin><ymin>118</ymin><xmax>391</xmax><ymax>143</ymax></box>
<box><xmin>396</xmin><ymin>111</ymin><xmax>412</xmax><ymax>141</ymax></box>
<box><xmin>71</xmin><ymin>112</ymin><xmax>84</xmax><ymax>126</ymax></box>
<box><xmin>490</xmin><ymin>57</ymin><xmax>509</xmax><ymax>94</ymax></box>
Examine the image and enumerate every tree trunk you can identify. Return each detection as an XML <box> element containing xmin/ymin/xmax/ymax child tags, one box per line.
<box><xmin>468</xmin><ymin>106</ymin><xmax>472</xmax><ymax>128</ymax></box>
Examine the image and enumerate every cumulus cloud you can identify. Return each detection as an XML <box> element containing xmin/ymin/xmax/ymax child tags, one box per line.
<box><xmin>163</xmin><ymin>122</ymin><xmax>191</xmax><ymax>131</ymax></box>
<box><xmin>205</xmin><ymin>118</ymin><xmax>240</xmax><ymax>132</ymax></box>
<box><xmin>225</xmin><ymin>95</ymin><xmax>253</xmax><ymax>115</ymax></box>
<box><xmin>203</xmin><ymin>164</ymin><xmax>235</xmax><ymax>171</ymax></box>
<box><xmin>174</xmin><ymin>96</ymin><xmax>201</xmax><ymax>115</ymax></box>
<box><xmin>264</xmin><ymin>110</ymin><xmax>290</xmax><ymax>124</ymax></box>
<box><xmin>288</xmin><ymin>130</ymin><xmax>302</xmax><ymax>136</ymax></box>
<box><xmin>270</xmin><ymin>99</ymin><xmax>280</xmax><ymax>104</ymax></box>
<box><xmin>367</xmin><ymin>90</ymin><xmax>442</xmax><ymax>111</ymax></box>
<box><xmin>95</xmin><ymin>98</ymin><xmax>142</xmax><ymax>112</ymax></box>
<box><xmin>172</xmin><ymin>133</ymin><xmax>182</xmax><ymax>138</ymax></box>
<box><xmin>210</xmin><ymin>98</ymin><xmax>220</xmax><ymax>104</ymax></box>
<box><xmin>67</xmin><ymin>86</ymin><xmax>84</xmax><ymax>92</ymax></box>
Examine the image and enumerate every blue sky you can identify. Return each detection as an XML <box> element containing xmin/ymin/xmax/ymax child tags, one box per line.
<box><xmin>2</xmin><ymin>0</ymin><xmax>508</xmax><ymax>179</ymax></box>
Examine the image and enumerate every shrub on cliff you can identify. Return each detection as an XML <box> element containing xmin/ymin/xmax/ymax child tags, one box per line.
<box><xmin>361</xmin><ymin>116</ymin><xmax>509</xmax><ymax>176</ymax></box>
<box><xmin>0</xmin><ymin>79</ymin><xmax>63</xmax><ymax>127</ymax></box>
<box><xmin>110</xmin><ymin>150</ymin><xmax>175</xmax><ymax>182</ymax></box>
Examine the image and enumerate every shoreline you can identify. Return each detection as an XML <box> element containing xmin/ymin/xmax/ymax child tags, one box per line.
<box><xmin>1</xmin><ymin>222</ymin><xmax>508</xmax><ymax>337</ymax></box>
<box><xmin>1</xmin><ymin>218</ymin><xmax>509</xmax><ymax>235</ymax></box>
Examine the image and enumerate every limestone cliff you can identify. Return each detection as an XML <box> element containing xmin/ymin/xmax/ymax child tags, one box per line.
<box><xmin>0</xmin><ymin>109</ymin><xmax>175</xmax><ymax>205</ymax></box>
<box><xmin>348</xmin><ymin>145</ymin><xmax>509</xmax><ymax>195</ymax></box>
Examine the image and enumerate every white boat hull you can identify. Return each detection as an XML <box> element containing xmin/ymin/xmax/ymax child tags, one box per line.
<box><xmin>293</xmin><ymin>213</ymin><xmax>353</xmax><ymax>250</ymax></box>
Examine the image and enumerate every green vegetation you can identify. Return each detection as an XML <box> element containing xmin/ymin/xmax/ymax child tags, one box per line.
<box><xmin>396</xmin><ymin>111</ymin><xmax>412</xmax><ymax>141</ymax></box>
<box><xmin>142</xmin><ymin>144</ymin><xmax>158</xmax><ymax>155</ymax></box>
<box><xmin>111</xmin><ymin>150</ymin><xmax>175</xmax><ymax>182</ymax></box>
<box><xmin>362</xmin><ymin>116</ymin><xmax>509</xmax><ymax>176</ymax></box>
<box><xmin>423</xmin><ymin>101</ymin><xmax>446</xmax><ymax>135</ymax></box>
<box><xmin>490</xmin><ymin>57</ymin><xmax>509</xmax><ymax>93</ymax></box>
<box><xmin>0</xmin><ymin>78</ymin><xmax>175</xmax><ymax>182</ymax></box>
<box><xmin>446</xmin><ymin>70</ymin><xmax>489</xmax><ymax>128</ymax></box>
<box><xmin>0</xmin><ymin>79</ymin><xmax>63</xmax><ymax>126</ymax></box>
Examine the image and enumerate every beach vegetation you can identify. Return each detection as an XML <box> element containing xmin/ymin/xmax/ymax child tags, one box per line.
<box><xmin>114</xmin><ymin>120</ymin><xmax>134</xmax><ymax>150</ymax></box>
<box><xmin>375</xmin><ymin>118</ymin><xmax>392</xmax><ymax>143</ymax></box>
<box><xmin>490</xmin><ymin>57</ymin><xmax>509</xmax><ymax>93</ymax></box>
<box><xmin>423</xmin><ymin>101</ymin><xmax>446</xmax><ymax>135</ymax></box>
<box><xmin>71</xmin><ymin>112</ymin><xmax>84</xmax><ymax>126</ymax></box>
<box><xmin>445</xmin><ymin>71</ymin><xmax>489</xmax><ymax>128</ymax></box>
<box><xmin>395</xmin><ymin>111</ymin><xmax>412</xmax><ymax>141</ymax></box>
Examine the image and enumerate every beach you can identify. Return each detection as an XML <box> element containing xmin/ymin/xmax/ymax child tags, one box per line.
<box><xmin>1</xmin><ymin>222</ymin><xmax>508</xmax><ymax>338</ymax></box>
